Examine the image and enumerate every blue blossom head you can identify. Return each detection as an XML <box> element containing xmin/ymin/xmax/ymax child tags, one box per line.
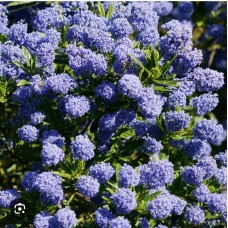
<box><xmin>196</xmin><ymin>156</ymin><xmax>217</xmax><ymax>179</ymax></box>
<box><xmin>165</xmin><ymin>110</ymin><xmax>191</xmax><ymax>132</ymax></box>
<box><xmin>41</xmin><ymin>142</ymin><xmax>65</xmax><ymax>166</ymax></box>
<box><xmin>110</xmin><ymin>17</ymin><xmax>133</xmax><ymax>39</ymax></box>
<box><xmin>76</xmin><ymin>175</ymin><xmax>100</xmax><ymax>198</ymax></box>
<box><xmin>153</xmin><ymin>2</ymin><xmax>173</xmax><ymax>17</ymax></box>
<box><xmin>185</xmin><ymin>205</ymin><xmax>205</xmax><ymax>225</ymax></box>
<box><xmin>177</xmin><ymin>2</ymin><xmax>194</xmax><ymax>20</ymax></box>
<box><xmin>143</xmin><ymin>137</ymin><xmax>163</xmax><ymax>154</ymax></box>
<box><xmin>118</xmin><ymin>74</ymin><xmax>142</xmax><ymax>99</ymax></box>
<box><xmin>30</xmin><ymin>112</ymin><xmax>46</xmax><ymax>125</ymax></box>
<box><xmin>52</xmin><ymin>207</ymin><xmax>77</xmax><ymax>228</ymax></box>
<box><xmin>146</xmin><ymin>194</ymin><xmax>173</xmax><ymax>220</ymax></box>
<box><xmin>190</xmin><ymin>67</ymin><xmax>224</xmax><ymax>92</ymax></box>
<box><xmin>208</xmin><ymin>193</ymin><xmax>227</xmax><ymax>214</ymax></box>
<box><xmin>140</xmin><ymin>218</ymin><xmax>150</xmax><ymax>228</ymax></box>
<box><xmin>112</xmin><ymin>188</ymin><xmax>137</xmax><ymax>214</ymax></box>
<box><xmin>89</xmin><ymin>162</ymin><xmax>115</xmax><ymax>183</ymax></box>
<box><xmin>71</xmin><ymin>134</ymin><xmax>94</xmax><ymax>161</ymax></box>
<box><xmin>190</xmin><ymin>93</ymin><xmax>219</xmax><ymax>116</ymax></box>
<box><xmin>0</xmin><ymin>189</ymin><xmax>20</xmax><ymax>208</ymax></box>
<box><xmin>215</xmin><ymin>150</ymin><xmax>227</xmax><ymax>167</ymax></box>
<box><xmin>192</xmin><ymin>184</ymin><xmax>211</xmax><ymax>203</ymax></box>
<box><xmin>33</xmin><ymin>212</ymin><xmax>54</xmax><ymax>228</ymax></box>
<box><xmin>13</xmin><ymin>86</ymin><xmax>32</xmax><ymax>103</ymax></box>
<box><xmin>118</xmin><ymin>164</ymin><xmax>140</xmax><ymax>188</ymax></box>
<box><xmin>137</xmin><ymin>88</ymin><xmax>166</xmax><ymax>119</ymax></box>
<box><xmin>183</xmin><ymin>139</ymin><xmax>211</xmax><ymax>160</ymax></box>
<box><xmin>42</xmin><ymin>129</ymin><xmax>65</xmax><ymax>147</ymax></box>
<box><xmin>207</xmin><ymin>24</ymin><xmax>225</xmax><ymax>41</ymax></box>
<box><xmin>34</xmin><ymin>172</ymin><xmax>64</xmax><ymax>205</ymax></box>
<box><xmin>139</xmin><ymin>160</ymin><xmax>174</xmax><ymax>188</ymax></box>
<box><xmin>172</xmin><ymin>48</ymin><xmax>202</xmax><ymax>76</ymax></box>
<box><xmin>182</xmin><ymin>165</ymin><xmax>205</xmax><ymax>185</ymax></box>
<box><xmin>167</xmin><ymin>91</ymin><xmax>186</xmax><ymax>110</ymax></box>
<box><xmin>160</xmin><ymin>20</ymin><xmax>192</xmax><ymax>54</ymax></box>
<box><xmin>95</xmin><ymin>81</ymin><xmax>118</xmax><ymax>103</ymax></box>
<box><xmin>62</xmin><ymin>95</ymin><xmax>90</xmax><ymax>119</ymax></box>
<box><xmin>21</xmin><ymin>171</ymin><xmax>38</xmax><ymax>192</ymax></box>
<box><xmin>47</xmin><ymin>73</ymin><xmax>77</xmax><ymax>94</ymax></box>
<box><xmin>95</xmin><ymin>208</ymin><xmax>115</xmax><ymax>228</ymax></box>
<box><xmin>67</xmin><ymin>45</ymin><xmax>107</xmax><ymax>76</ymax></box>
<box><xmin>215</xmin><ymin>167</ymin><xmax>227</xmax><ymax>185</ymax></box>
<box><xmin>109</xmin><ymin>217</ymin><xmax>131</xmax><ymax>228</ymax></box>
<box><xmin>17</xmin><ymin>125</ymin><xmax>39</xmax><ymax>143</ymax></box>
<box><xmin>130</xmin><ymin>119</ymin><xmax>148</xmax><ymax>137</ymax></box>
<box><xmin>193</xmin><ymin>119</ymin><xmax>224</xmax><ymax>144</ymax></box>
<box><xmin>170</xmin><ymin>195</ymin><xmax>187</xmax><ymax>215</ymax></box>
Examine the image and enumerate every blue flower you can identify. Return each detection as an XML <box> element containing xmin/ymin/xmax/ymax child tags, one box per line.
<box><xmin>52</xmin><ymin>207</ymin><xmax>77</xmax><ymax>228</ymax></box>
<box><xmin>63</xmin><ymin>95</ymin><xmax>90</xmax><ymax>119</ymax></box>
<box><xmin>71</xmin><ymin>134</ymin><xmax>94</xmax><ymax>161</ymax></box>
<box><xmin>76</xmin><ymin>176</ymin><xmax>100</xmax><ymax>198</ymax></box>
<box><xmin>112</xmin><ymin>188</ymin><xmax>137</xmax><ymax>214</ymax></box>
<box><xmin>95</xmin><ymin>81</ymin><xmax>118</xmax><ymax>103</ymax></box>
<box><xmin>47</xmin><ymin>73</ymin><xmax>77</xmax><ymax>94</ymax></box>
<box><xmin>41</xmin><ymin>143</ymin><xmax>65</xmax><ymax>166</ymax></box>
<box><xmin>143</xmin><ymin>137</ymin><xmax>163</xmax><ymax>154</ymax></box>
<box><xmin>17</xmin><ymin>125</ymin><xmax>39</xmax><ymax>143</ymax></box>
<box><xmin>0</xmin><ymin>189</ymin><xmax>20</xmax><ymax>208</ymax></box>
<box><xmin>165</xmin><ymin>111</ymin><xmax>191</xmax><ymax>132</ymax></box>
<box><xmin>118</xmin><ymin>74</ymin><xmax>142</xmax><ymax>99</ymax></box>
<box><xmin>190</xmin><ymin>93</ymin><xmax>219</xmax><ymax>116</ymax></box>
<box><xmin>193</xmin><ymin>119</ymin><xmax>224</xmax><ymax>143</ymax></box>
<box><xmin>192</xmin><ymin>184</ymin><xmax>211</xmax><ymax>203</ymax></box>
<box><xmin>21</xmin><ymin>171</ymin><xmax>38</xmax><ymax>192</ymax></box>
<box><xmin>190</xmin><ymin>67</ymin><xmax>224</xmax><ymax>92</ymax></box>
<box><xmin>146</xmin><ymin>194</ymin><xmax>173</xmax><ymax>220</ymax></box>
<box><xmin>182</xmin><ymin>166</ymin><xmax>205</xmax><ymax>185</ymax></box>
<box><xmin>109</xmin><ymin>217</ymin><xmax>131</xmax><ymax>228</ymax></box>
<box><xmin>183</xmin><ymin>139</ymin><xmax>211</xmax><ymax>160</ymax></box>
<box><xmin>208</xmin><ymin>193</ymin><xmax>227</xmax><ymax>214</ymax></box>
<box><xmin>118</xmin><ymin>164</ymin><xmax>140</xmax><ymax>188</ymax></box>
<box><xmin>95</xmin><ymin>208</ymin><xmax>115</xmax><ymax>228</ymax></box>
<box><xmin>42</xmin><ymin>130</ymin><xmax>65</xmax><ymax>147</ymax></box>
<box><xmin>185</xmin><ymin>205</ymin><xmax>205</xmax><ymax>225</ymax></box>
<box><xmin>89</xmin><ymin>162</ymin><xmax>115</xmax><ymax>183</ymax></box>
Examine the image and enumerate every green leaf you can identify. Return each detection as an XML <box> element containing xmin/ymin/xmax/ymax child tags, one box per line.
<box><xmin>0</xmin><ymin>97</ymin><xmax>7</xmax><ymax>103</ymax></box>
<box><xmin>144</xmin><ymin>191</ymin><xmax>162</xmax><ymax>202</ymax></box>
<box><xmin>115</xmin><ymin>163</ymin><xmax>121</xmax><ymax>183</ymax></box>
<box><xmin>102</xmin><ymin>196</ymin><xmax>111</xmax><ymax>203</ymax></box>
<box><xmin>160</xmin><ymin>54</ymin><xmax>177</xmax><ymax>75</ymax></box>
<box><xmin>97</xmin><ymin>2</ymin><xmax>105</xmax><ymax>17</ymax></box>
<box><xmin>107</xmin><ymin>181</ymin><xmax>118</xmax><ymax>189</ymax></box>
<box><xmin>154</xmin><ymin>79</ymin><xmax>178</xmax><ymax>87</ymax></box>
<box><xmin>164</xmin><ymin>73</ymin><xmax>176</xmax><ymax>80</ymax></box>
<box><xmin>17</xmin><ymin>79</ymin><xmax>30</xmax><ymax>87</ymax></box>
<box><xmin>129</xmin><ymin>53</ymin><xmax>150</xmax><ymax>74</ymax></box>
<box><xmin>53</xmin><ymin>171</ymin><xmax>71</xmax><ymax>179</ymax></box>
<box><xmin>0</xmin><ymin>34</ymin><xmax>7</xmax><ymax>43</ymax></box>
<box><xmin>151</xmin><ymin>49</ymin><xmax>159</xmax><ymax>68</ymax></box>
<box><xmin>106</xmin><ymin>188</ymin><xmax>115</xmax><ymax>194</ymax></box>
<box><xmin>119</xmin><ymin>129</ymin><xmax>134</xmax><ymax>139</ymax></box>
<box><xmin>7</xmin><ymin>1</ymin><xmax>33</xmax><ymax>7</ymax></box>
<box><xmin>153</xmin><ymin>86</ymin><xmax>172</xmax><ymax>92</ymax></box>
<box><xmin>156</xmin><ymin>115</ymin><xmax>165</xmax><ymax>132</ymax></box>
<box><xmin>151</xmin><ymin>67</ymin><xmax>160</xmax><ymax>78</ymax></box>
<box><xmin>106</xmin><ymin>2</ymin><xmax>114</xmax><ymax>19</ymax></box>
<box><xmin>22</xmin><ymin>46</ymin><xmax>32</xmax><ymax>61</ymax></box>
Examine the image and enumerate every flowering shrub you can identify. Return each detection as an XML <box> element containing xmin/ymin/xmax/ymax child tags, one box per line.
<box><xmin>0</xmin><ymin>1</ymin><xmax>227</xmax><ymax>228</ymax></box>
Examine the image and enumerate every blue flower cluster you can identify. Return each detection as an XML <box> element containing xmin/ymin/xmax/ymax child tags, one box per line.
<box><xmin>0</xmin><ymin>1</ymin><xmax>226</xmax><ymax>227</ymax></box>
